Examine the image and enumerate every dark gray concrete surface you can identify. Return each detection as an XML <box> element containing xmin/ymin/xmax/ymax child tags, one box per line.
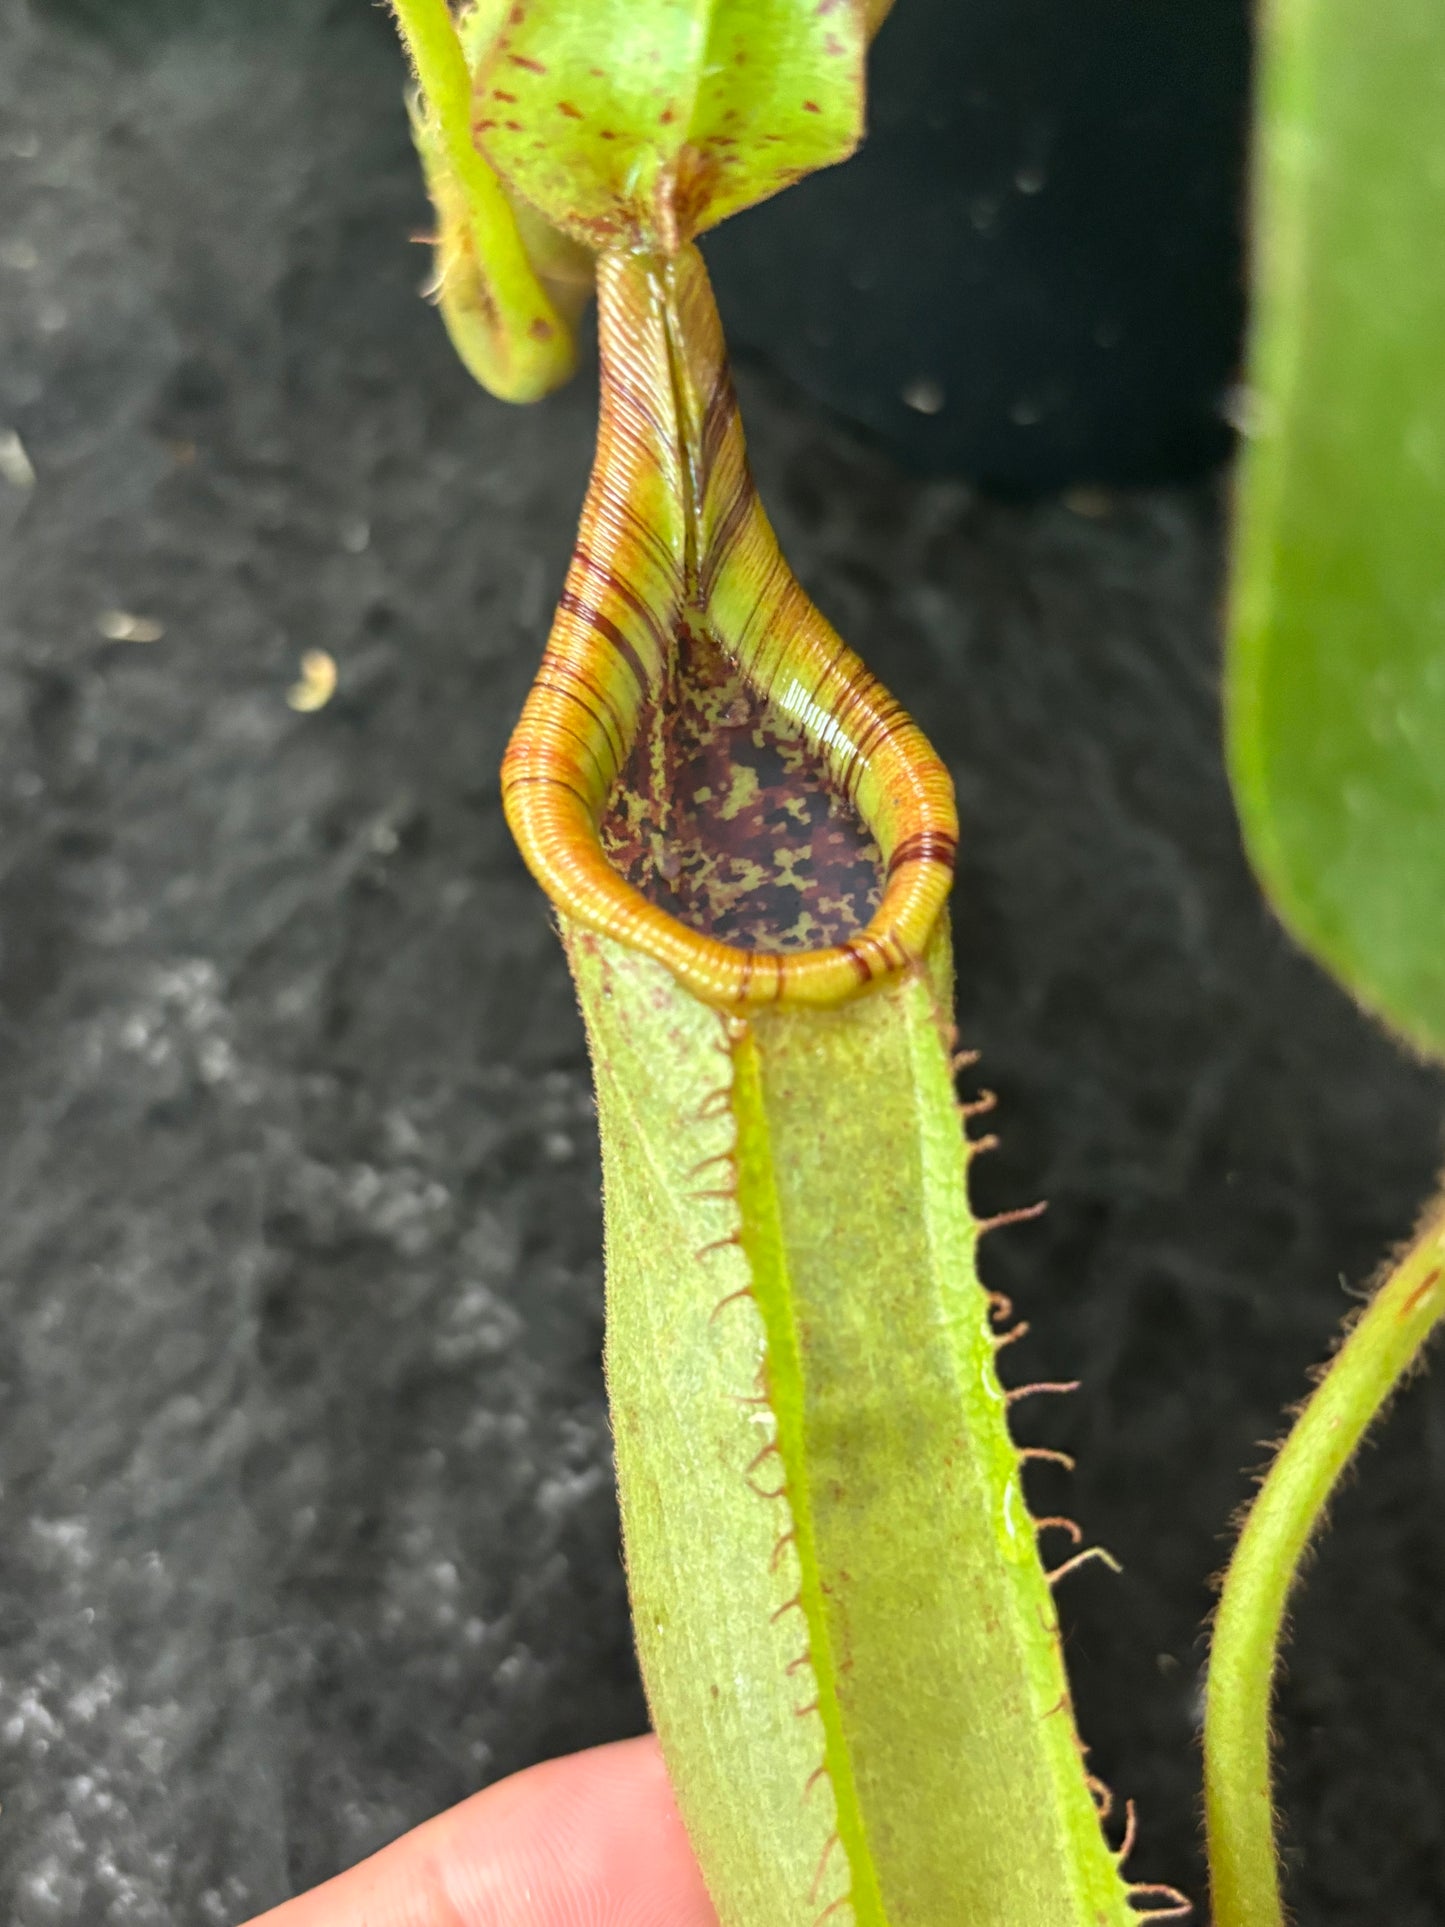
<box><xmin>0</xmin><ymin>3</ymin><xmax>1442</xmax><ymax>1922</ymax></box>
<box><xmin>707</xmin><ymin>0</ymin><xmax>1249</xmax><ymax>487</ymax></box>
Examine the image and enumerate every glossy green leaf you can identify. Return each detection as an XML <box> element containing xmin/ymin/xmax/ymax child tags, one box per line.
<box><xmin>1227</xmin><ymin>0</ymin><xmax>1445</xmax><ymax>1060</ymax></box>
<box><xmin>472</xmin><ymin>0</ymin><xmax>866</xmax><ymax>250</ymax></box>
<box><xmin>569</xmin><ymin>922</ymin><xmax>1145</xmax><ymax>1927</ymax></box>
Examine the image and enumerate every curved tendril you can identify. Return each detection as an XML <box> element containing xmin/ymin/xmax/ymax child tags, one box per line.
<box><xmin>1204</xmin><ymin>1188</ymin><xmax>1445</xmax><ymax>1927</ymax></box>
<box><xmin>390</xmin><ymin>0</ymin><xmax>579</xmax><ymax>401</ymax></box>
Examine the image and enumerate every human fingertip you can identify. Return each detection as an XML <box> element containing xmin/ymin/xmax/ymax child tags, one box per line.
<box><xmin>240</xmin><ymin>1734</ymin><xmax>719</xmax><ymax>1927</ymax></box>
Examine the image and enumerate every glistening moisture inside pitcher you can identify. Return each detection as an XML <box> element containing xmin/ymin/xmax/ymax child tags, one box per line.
<box><xmin>600</xmin><ymin>624</ymin><xmax>883</xmax><ymax>950</ymax></box>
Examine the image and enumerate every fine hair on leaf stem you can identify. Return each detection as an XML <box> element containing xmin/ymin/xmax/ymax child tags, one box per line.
<box><xmin>1204</xmin><ymin>1190</ymin><xmax>1445</xmax><ymax>1927</ymax></box>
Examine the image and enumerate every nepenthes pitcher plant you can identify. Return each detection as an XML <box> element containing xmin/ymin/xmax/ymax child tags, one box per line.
<box><xmin>381</xmin><ymin>5</ymin><xmax>1445</xmax><ymax>1925</ymax></box>
<box><xmin>386</xmin><ymin>3</ymin><xmax>1189</xmax><ymax>1922</ymax></box>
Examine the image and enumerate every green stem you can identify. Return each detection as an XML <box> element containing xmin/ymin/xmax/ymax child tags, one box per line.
<box><xmin>388</xmin><ymin>0</ymin><xmax>573</xmax><ymax>400</ymax></box>
<box><xmin>1204</xmin><ymin>1187</ymin><xmax>1445</xmax><ymax>1927</ymax></box>
<box><xmin>388</xmin><ymin>0</ymin><xmax>475</xmax><ymax>141</ymax></box>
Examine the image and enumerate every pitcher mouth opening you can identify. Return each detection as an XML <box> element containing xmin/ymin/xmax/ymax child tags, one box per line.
<box><xmin>601</xmin><ymin>620</ymin><xmax>887</xmax><ymax>955</ymax></box>
<box><xmin>501</xmin><ymin>245</ymin><xmax>957</xmax><ymax>1010</ymax></box>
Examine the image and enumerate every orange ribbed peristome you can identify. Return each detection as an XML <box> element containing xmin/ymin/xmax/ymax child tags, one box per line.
<box><xmin>501</xmin><ymin>245</ymin><xmax>957</xmax><ymax>1008</ymax></box>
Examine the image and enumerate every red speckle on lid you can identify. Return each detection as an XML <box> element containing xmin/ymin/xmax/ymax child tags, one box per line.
<box><xmin>492</xmin><ymin>89</ymin><xmax>517</xmax><ymax>102</ymax></box>
<box><xmin>508</xmin><ymin>52</ymin><xmax>546</xmax><ymax>72</ymax></box>
<box><xmin>504</xmin><ymin>119</ymin><xmax>523</xmax><ymax>131</ymax></box>
<box><xmin>660</xmin><ymin>106</ymin><xmax>676</xmax><ymax>125</ymax></box>
<box><xmin>558</xmin><ymin>100</ymin><xmax>584</xmax><ymax>118</ymax></box>
<box><xmin>802</xmin><ymin>99</ymin><xmax>822</xmax><ymax>113</ymax></box>
<box><xmin>528</xmin><ymin>317</ymin><xmax>554</xmax><ymax>341</ymax></box>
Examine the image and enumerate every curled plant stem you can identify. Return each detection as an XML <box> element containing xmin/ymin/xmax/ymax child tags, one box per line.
<box><xmin>388</xmin><ymin>0</ymin><xmax>575</xmax><ymax>399</ymax></box>
<box><xmin>1204</xmin><ymin>1187</ymin><xmax>1445</xmax><ymax>1927</ymax></box>
<box><xmin>389</xmin><ymin>0</ymin><xmax>514</xmax><ymax>233</ymax></box>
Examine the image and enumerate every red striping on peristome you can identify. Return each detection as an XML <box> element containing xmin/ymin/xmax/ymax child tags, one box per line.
<box><xmin>500</xmin><ymin>246</ymin><xmax>957</xmax><ymax>1008</ymax></box>
<box><xmin>887</xmin><ymin>828</ymin><xmax>959</xmax><ymax>876</ymax></box>
<box><xmin>556</xmin><ymin>588</ymin><xmax>652</xmax><ymax>698</ymax></box>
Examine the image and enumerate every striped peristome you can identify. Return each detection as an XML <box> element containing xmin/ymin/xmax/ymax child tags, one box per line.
<box><xmin>501</xmin><ymin>245</ymin><xmax>959</xmax><ymax>1007</ymax></box>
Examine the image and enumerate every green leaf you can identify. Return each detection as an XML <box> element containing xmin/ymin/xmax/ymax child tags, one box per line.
<box><xmin>1226</xmin><ymin>0</ymin><xmax>1445</xmax><ymax>1061</ymax></box>
<box><xmin>570</xmin><ymin>922</ymin><xmax>1143</xmax><ymax>1927</ymax></box>
<box><xmin>472</xmin><ymin>0</ymin><xmax>867</xmax><ymax>250</ymax></box>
